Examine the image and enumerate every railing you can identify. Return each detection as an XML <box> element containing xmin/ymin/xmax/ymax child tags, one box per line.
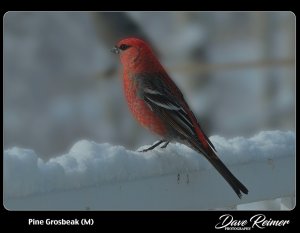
<box><xmin>4</xmin><ymin>131</ymin><xmax>295</xmax><ymax>210</ymax></box>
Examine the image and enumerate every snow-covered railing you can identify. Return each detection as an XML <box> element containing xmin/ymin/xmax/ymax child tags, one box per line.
<box><xmin>4</xmin><ymin>130</ymin><xmax>295</xmax><ymax>210</ymax></box>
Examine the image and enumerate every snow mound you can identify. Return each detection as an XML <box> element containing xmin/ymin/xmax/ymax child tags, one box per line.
<box><xmin>4</xmin><ymin>130</ymin><xmax>295</xmax><ymax>198</ymax></box>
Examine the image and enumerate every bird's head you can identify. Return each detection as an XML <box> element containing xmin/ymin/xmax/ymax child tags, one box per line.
<box><xmin>111</xmin><ymin>37</ymin><xmax>154</xmax><ymax>69</ymax></box>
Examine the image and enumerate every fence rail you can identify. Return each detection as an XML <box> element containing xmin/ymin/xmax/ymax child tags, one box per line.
<box><xmin>5</xmin><ymin>136</ymin><xmax>295</xmax><ymax>210</ymax></box>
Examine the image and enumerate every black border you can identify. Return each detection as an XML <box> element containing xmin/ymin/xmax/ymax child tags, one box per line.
<box><xmin>1</xmin><ymin>9</ymin><xmax>297</xmax><ymax>232</ymax></box>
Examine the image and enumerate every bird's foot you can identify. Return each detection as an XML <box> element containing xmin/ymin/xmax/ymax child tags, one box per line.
<box><xmin>139</xmin><ymin>140</ymin><xmax>167</xmax><ymax>152</ymax></box>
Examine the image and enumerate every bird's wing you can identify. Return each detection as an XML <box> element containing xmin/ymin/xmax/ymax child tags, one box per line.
<box><xmin>136</xmin><ymin>73</ymin><xmax>216</xmax><ymax>151</ymax></box>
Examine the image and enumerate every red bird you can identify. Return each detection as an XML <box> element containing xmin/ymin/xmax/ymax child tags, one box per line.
<box><xmin>112</xmin><ymin>37</ymin><xmax>248</xmax><ymax>198</ymax></box>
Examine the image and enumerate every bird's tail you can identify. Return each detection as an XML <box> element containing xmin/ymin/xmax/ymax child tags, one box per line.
<box><xmin>191</xmin><ymin>140</ymin><xmax>248</xmax><ymax>198</ymax></box>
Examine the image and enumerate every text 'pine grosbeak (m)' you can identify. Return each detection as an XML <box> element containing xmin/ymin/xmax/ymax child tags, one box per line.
<box><xmin>112</xmin><ymin>37</ymin><xmax>248</xmax><ymax>198</ymax></box>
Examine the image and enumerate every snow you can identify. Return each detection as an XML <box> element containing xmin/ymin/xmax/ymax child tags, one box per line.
<box><xmin>4</xmin><ymin>130</ymin><xmax>295</xmax><ymax>199</ymax></box>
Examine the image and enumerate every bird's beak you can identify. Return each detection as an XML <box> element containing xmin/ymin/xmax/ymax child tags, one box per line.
<box><xmin>111</xmin><ymin>46</ymin><xmax>120</xmax><ymax>54</ymax></box>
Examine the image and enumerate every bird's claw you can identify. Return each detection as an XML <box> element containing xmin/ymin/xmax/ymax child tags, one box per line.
<box><xmin>160</xmin><ymin>141</ymin><xmax>169</xmax><ymax>149</ymax></box>
<box><xmin>138</xmin><ymin>140</ymin><xmax>169</xmax><ymax>152</ymax></box>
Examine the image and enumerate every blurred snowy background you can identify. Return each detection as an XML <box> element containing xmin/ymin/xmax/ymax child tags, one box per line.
<box><xmin>4</xmin><ymin>12</ymin><xmax>295</xmax><ymax>160</ymax></box>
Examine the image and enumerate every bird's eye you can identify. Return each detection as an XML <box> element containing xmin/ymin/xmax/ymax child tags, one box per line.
<box><xmin>119</xmin><ymin>44</ymin><xmax>131</xmax><ymax>51</ymax></box>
